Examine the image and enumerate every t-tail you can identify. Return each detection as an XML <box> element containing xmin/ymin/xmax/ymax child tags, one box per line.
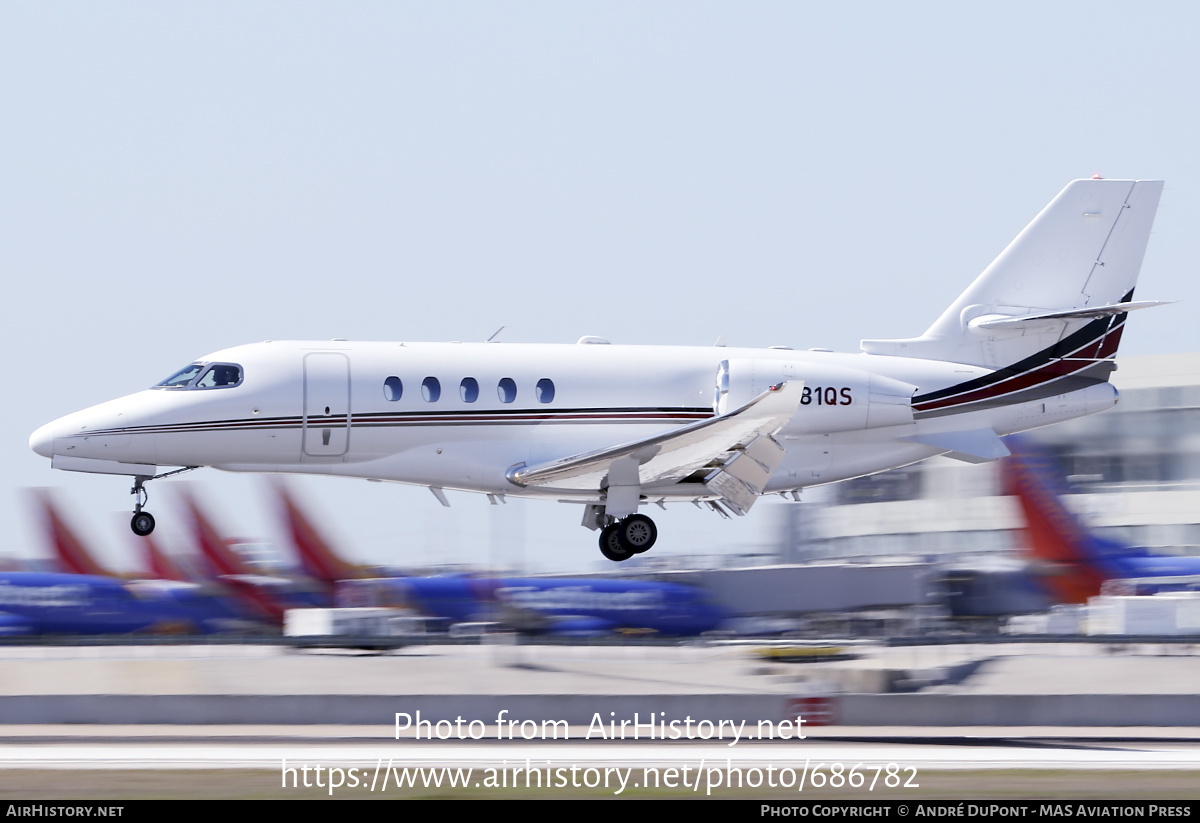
<box><xmin>863</xmin><ymin>179</ymin><xmax>1165</xmax><ymax>417</ymax></box>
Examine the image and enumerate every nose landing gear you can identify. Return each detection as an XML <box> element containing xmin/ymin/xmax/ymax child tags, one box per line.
<box><xmin>597</xmin><ymin>513</ymin><xmax>658</xmax><ymax>562</ymax></box>
<box><xmin>130</xmin><ymin>476</ymin><xmax>155</xmax><ymax>536</ymax></box>
<box><xmin>126</xmin><ymin>466</ymin><xmax>198</xmax><ymax>536</ymax></box>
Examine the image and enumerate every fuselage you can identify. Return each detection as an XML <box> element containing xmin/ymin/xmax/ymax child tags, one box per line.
<box><xmin>29</xmin><ymin>339</ymin><xmax>1118</xmax><ymax>501</ymax></box>
<box><xmin>0</xmin><ymin>572</ymin><xmax>253</xmax><ymax>635</ymax></box>
<box><xmin>337</xmin><ymin>575</ymin><xmax>726</xmax><ymax>636</ymax></box>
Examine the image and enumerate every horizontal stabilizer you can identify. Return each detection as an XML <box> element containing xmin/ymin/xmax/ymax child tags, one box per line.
<box><xmin>508</xmin><ymin>382</ymin><xmax>803</xmax><ymax>494</ymax></box>
<box><xmin>969</xmin><ymin>300</ymin><xmax>1171</xmax><ymax>331</ymax></box>
<box><xmin>901</xmin><ymin>429</ymin><xmax>1010</xmax><ymax>464</ymax></box>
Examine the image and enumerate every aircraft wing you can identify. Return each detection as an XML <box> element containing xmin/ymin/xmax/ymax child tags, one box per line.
<box><xmin>507</xmin><ymin>381</ymin><xmax>802</xmax><ymax>515</ymax></box>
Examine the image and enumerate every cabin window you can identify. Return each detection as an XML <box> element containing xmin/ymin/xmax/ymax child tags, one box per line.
<box><xmin>497</xmin><ymin>377</ymin><xmax>517</xmax><ymax>403</ymax></box>
<box><xmin>383</xmin><ymin>376</ymin><xmax>403</xmax><ymax>401</ymax></box>
<box><xmin>460</xmin><ymin>377</ymin><xmax>479</xmax><ymax>403</ymax></box>
<box><xmin>155</xmin><ymin>364</ymin><xmax>205</xmax><ymax>389</ymax></box>
<box><xmin>195</xmin><ymin>364</ymin><xmax>243</xmax><ymax>388</ymax></box>
<box><xmin>535</xmin><ymin>378</ymin><xmax>555</xmax><ymax>404</ymax></box>
<box><xmin>422</xmin><ymin>376</ymin><xmax>441</xmax><ymax>402</ymax></box>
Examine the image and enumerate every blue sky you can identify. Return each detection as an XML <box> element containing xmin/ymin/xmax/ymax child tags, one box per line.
<box><xmin>4</xmin><ymin>2</ymin><xmax>1198</xmax><ymax>572</ymax></box>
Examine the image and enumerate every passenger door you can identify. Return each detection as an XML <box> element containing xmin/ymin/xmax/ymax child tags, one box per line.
<box><xmin>303</xmin><ymin>352</ymin><xmax>351</xmax><ymax>457</ymax></box>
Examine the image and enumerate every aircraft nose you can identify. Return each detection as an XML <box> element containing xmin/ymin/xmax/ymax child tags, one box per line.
<box><xmin>29</xmin><ymin>421</ymin><xmax>58</xmax><ymax>458</ymax></box>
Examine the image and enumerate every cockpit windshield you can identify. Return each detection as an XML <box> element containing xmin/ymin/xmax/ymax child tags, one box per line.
<box><xmin>153</xmin><ymin>363</ymin><xmax>243</xmax><ymax>390</ymax></box>
<box><xmin>155</xmin><ymin>364</ymin><xmax>205</xmax><ymax>388</ymax></box>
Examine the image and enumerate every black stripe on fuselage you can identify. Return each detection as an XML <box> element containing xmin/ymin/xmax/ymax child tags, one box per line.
<box><xmin>910</xmin><ymin>289</ymin><xmax>1133</xmax><ymax>416</ymax></box>
<box><xmin>913</xmin><ymin>364</ymin><xmax>1115</xmax><ymax>419</ymax></box>
<box><xmin>73</xmin><ymin>407</ymin><xmax>716</xmax><ymax>438</ymax></box>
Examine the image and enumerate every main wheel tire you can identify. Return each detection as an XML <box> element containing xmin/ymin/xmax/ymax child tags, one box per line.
<box><xmin>131</xmin><ymin>511</ymin><xmax>156</xmax><ymax>537</ymax></box>
<box><xmin>599</xmin><ymin>524</ymin><xmax>633</xmax><ymax>561</ymax></box>
<box><xmin>617</xmin><ymin>513</ymin><xmax>657</xmax><ymax>554</ymax></box>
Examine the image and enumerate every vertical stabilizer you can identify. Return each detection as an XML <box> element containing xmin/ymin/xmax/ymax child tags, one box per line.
<box><xmin>274</xmin><ymin>479</ymin><xmax>363</xmax><ymax>586</ymax></box>
<box><xmin>862</xmin><ymin>179</ymin><xmax>1163</xmax><ymax>370</ymax></box>
<box><xmin>31</xmin><ymin>489</ymin><xmax>118</xmax><ymax>578</ymax></box>
<box><xmin>138</xmin><ymin>533</ymin><xmax>193</xmax><ymax>582</ymax></box>
<box><xmin>180</xmin><ymin>488</ymin><xmax>252</xmax><ymax>578</ymax></box>
<box><xmin>178</xmin><ymin>487</ymin><xmax>284</xmax><ymax>621</ymax></box>
<box><xmin>1001</xmin><ymin>440</ymin><xmax>1125</xmax><ymax>603</ymax></box>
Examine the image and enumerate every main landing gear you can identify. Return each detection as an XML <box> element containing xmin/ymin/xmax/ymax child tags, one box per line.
<box><xmin>598</xmin><ymin>514</ymin><xmax>658</xmax><ymax>562</ymax></box>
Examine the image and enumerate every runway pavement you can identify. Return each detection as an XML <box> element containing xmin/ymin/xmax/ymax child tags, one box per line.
<box><xmin>0</xmin><ymin>641</ymin><xmax>1197</xmax><ymax>797</ymax></box>
<box><xmin>2</xmin><ymin>724</ymin><xmax>1200</xmax><ymax>799</ymax></box>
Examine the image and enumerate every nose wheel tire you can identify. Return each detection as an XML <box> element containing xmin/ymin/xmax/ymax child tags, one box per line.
<box><xmin>599</xmin><ymin>524</ymin><xmax>633</xmax><ymax>561</ymax></box>
<box><xmin>131</xmin><ymin>512</ymin><xmax>156</xmax><ymax>537</ymax></box>
<box><xmin>617</xmin><ymin>513</ymin><xmax>657</xmax><ymax>554</ymax></box>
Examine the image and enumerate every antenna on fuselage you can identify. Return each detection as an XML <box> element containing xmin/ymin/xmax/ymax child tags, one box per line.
<box><xmin>486</xmin><ymin>326</ymin><xmax>506</xmax><ymax>343</ymax></box>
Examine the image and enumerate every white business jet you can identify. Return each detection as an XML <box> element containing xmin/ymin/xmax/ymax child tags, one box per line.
<box><xmin>30</xmin><ymin>179</ymin><xmax>1166</xmax><ymax>562</ymax></box>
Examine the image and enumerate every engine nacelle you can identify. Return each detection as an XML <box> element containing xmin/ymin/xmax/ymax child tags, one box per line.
<box><xmin>714</xmin><ymin>359</ymin><xmax>915</xmax><ymax>433</ymax></box>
